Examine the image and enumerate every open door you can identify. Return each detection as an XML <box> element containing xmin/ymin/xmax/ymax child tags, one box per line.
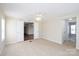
<box><xmin>24</xmin><ymin>22</ymin><xmax>34</xmax><ymax>41</ymax></box>
<box><xmin>63</xmin><ymin>17</ymin><xmax>76</xmax><ymax>48</ymax></box>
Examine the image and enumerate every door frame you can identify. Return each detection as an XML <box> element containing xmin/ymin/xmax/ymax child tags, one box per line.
<box><xmin>24</xmin><ymin>21</ymin><xmax>39</xmax><ymax>40</ymax></box>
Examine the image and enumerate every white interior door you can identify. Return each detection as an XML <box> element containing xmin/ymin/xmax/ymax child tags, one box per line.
<box><xmin>16</xmin><ymin>20</ymin><xmax>24</xmax><ymax>42</ymax></box>
<box><xmin>34</xmin><ymin>22</ymin><xmax>39</xmax><ymax>39</ymax></box>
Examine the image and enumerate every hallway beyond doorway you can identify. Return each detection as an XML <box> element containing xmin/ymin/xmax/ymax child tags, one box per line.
<box><xmin>24</xmin><ymin>22</ymin><xmax>34</xmax><ymax>41</ymax></box>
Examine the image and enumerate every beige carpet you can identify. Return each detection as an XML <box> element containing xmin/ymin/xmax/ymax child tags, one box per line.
<box><xmin>1</xmin><ymin>39</ymin><xmax>79</xmax><ymax>56</ymax></box>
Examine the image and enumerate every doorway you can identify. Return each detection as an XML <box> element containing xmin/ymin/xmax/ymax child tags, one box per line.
<box><xmin>63</xmin><ymin>17</ymin><xmax>76</xmax><ymax>48</ymax></box>
<box><xmin>24</xmin><ymin>22</ymin><xmax>34</xmax><ymax>41</ymax></box>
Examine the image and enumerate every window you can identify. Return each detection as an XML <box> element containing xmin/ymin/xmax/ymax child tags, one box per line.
<box><xmin>1</xmin><ymin>17</ymin><xmax>5</xmax><ymax>41</ymax></box>
<box><xmin>71</xmin><ymin>25</ymin><xmax>76</xmax><ymax>34</ymax></box>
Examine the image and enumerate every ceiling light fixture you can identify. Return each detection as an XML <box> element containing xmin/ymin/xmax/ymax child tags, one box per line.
<box><xmin>36</xmin><ymin>17</ymin><xmax>42</xmax><ymax>21</ymax></box>
<box><xmin>69</xmin><ymin>18</ymin><xmax>72</xmax><ymax>20</ymax></box>
<box><xmin>35</xmin><ymin>14</ymin><xmax>42</xmax><ymax>21</ymax></box>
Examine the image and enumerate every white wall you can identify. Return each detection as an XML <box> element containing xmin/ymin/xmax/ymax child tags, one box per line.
<box><xmin>41</xmin><ymin>17</ymin><xmax>64</xmax><ymax>44</ymax></box>
<box><xmin>6</xmin><ymin>17</ymin><xmax>24</xmax><ymax>44</ymax></box>
<box><xmin>76</xmin><ymin>17</ymin><xmax>79</xmax><ymax>49</ymax></box>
